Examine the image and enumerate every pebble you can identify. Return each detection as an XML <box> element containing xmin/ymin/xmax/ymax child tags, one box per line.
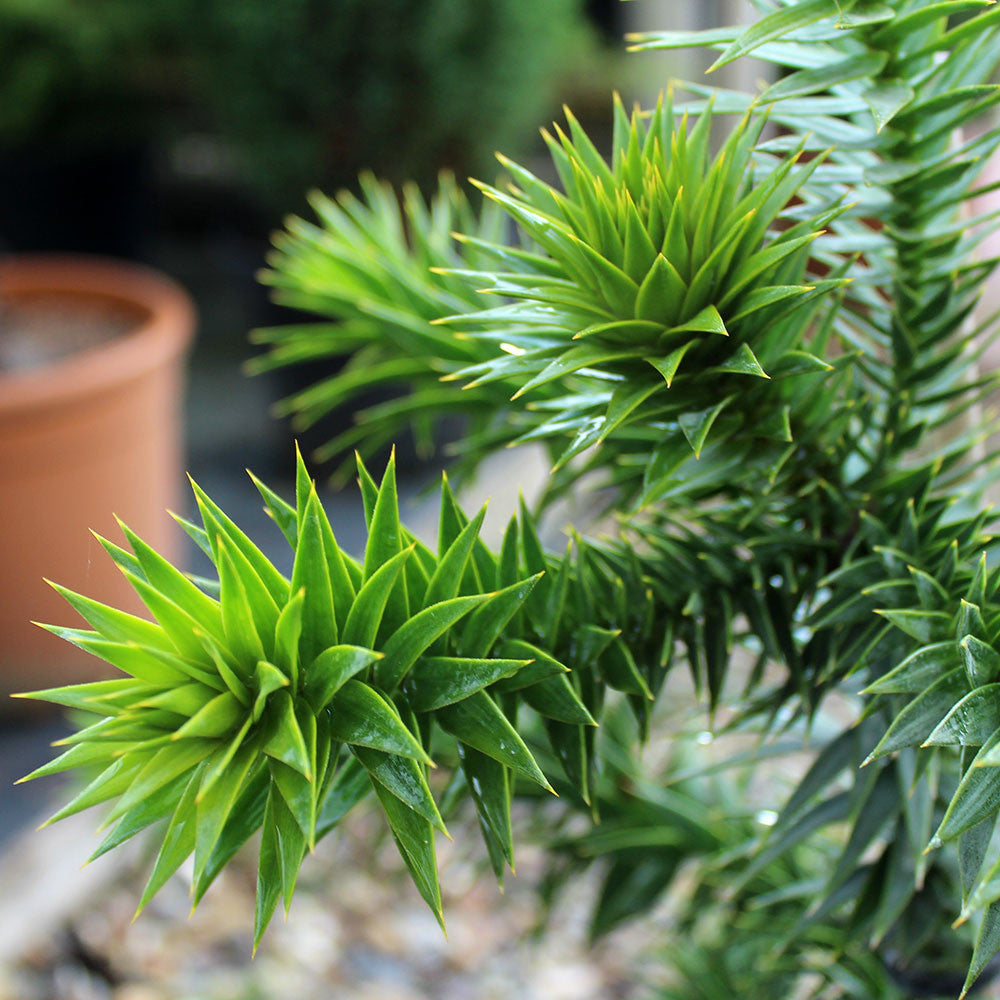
<box><xmin>4</xmin><ymin>807</ymin><xmax>657</xmax><ymax>999</ymax></box>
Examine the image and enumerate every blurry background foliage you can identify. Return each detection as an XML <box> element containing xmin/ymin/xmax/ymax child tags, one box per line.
<box><xmin>0</xmin><ymin>0</ymin><xmax>599</xmax><ymax>225</ymax></box>
<box><xmin>185</xmin><ymin>0</ymin><xmax>596</xmax><ymax>216</ymax></box>
<box><xmin>0</xmin><ymin>0</ymin><xmax>174</xmax><ymax>153</ymax></box>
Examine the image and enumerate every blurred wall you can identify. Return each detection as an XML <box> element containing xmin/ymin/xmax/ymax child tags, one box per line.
<box><xmin>623</xmin><ymin>0</ymin><xmax>771</xmax><ymax>103</ymax></box>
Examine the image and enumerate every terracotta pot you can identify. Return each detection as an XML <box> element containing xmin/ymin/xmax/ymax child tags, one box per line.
<box><xmin>0</xmin><ymin>256</ymin><xmax>195</xmax><ymax>702</ymax></box>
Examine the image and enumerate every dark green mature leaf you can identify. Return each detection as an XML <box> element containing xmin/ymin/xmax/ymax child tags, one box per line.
<box><xmin>292</xmin><ymin>491</ymin><xmax>339</xmax><ymax>662</ymax></box>
<box><xmin>342</xmin><ymin>546</ymin><xmax>416</xmax><ymax>648</ymax></box>
<box><xmin>933</xmin><ymin>734</ymin><xmax>1000</xmax><ymax>845</ymax></box>
<box><xmin>253</xmin><ymin>794</ymin><xmax>283</xmax><ymax>951</ymax></box>
<box><xmin>371</xmin><ymin>780</ymin><xmax>444</xmax><ymax>927</ymax></box>
<box><xmin>438</xmin><ymin>691</ymin><xmax>553</xmax><ymax>790</ymax></box>
<box><xmin>964</xmin><ymin>901</ymin><xmax>1000</xmax><ymax>999</ymax></box>
<box><xmin>459</xmin><ymin>743</ymin><xmax>514</xmax><ymax>880</ymax></box>
<box><xmin>135</xmin><ymin>767</ymin><xmax>203</xmax><ymax>917</ymax></box>
<box><xmin>865</xmin><ymin>670</ymin><xmax>969</xmax><ymax>761</ymax></box>
<box><xmin>376</xmin><ymin>595</ymin><xmax>489</xmax><ymax>690</ymax></box>
<box><xmin>315</xmin><ymin>757</ymin><xmax>371</xmax><ymax>839</ymax></box>
<box><xmin>306</xmin><ymin>645</ymin><xmax>382</xmax><ymax>711</ymax></box>
<box><xmin>521</xmin><ymin>675</ymin><xmax>597</xmax><ymax>726</ymax></box>
<box><xmin>865</xmin><ymin>642</ymin><xmax>962</xmax><ymax>694</ymax></box>
<box><xmin>196</xmin><ymin>747</ymin><xmax>260</xmax><ymax>877</ymax></box>
<box><xmin>458</xmin><ymin>573</ymin><xmax>545</xmax><ymax>657</ymax></box>
<box><xmin>405</xmin><ymin>657</ymin><xmax>529</xmax><ymax>712</ymax></box>
<box><xmin>925</xmin><ymin>686</ymin><xmax>1000</xmax><ymax>747</ymax></box>
<box><xmin>329</xmin><ymin>681</ymin><xmax>431</xmax><ymax>764</ymax></box>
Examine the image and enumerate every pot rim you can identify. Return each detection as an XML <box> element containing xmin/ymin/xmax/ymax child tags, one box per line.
<box><xmin>0</xmin><ymin>254</ymin><xmax>195</xmax><ymax>417</ymax></box>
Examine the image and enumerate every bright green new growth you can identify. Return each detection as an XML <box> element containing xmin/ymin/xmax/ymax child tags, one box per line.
<box><xmin>21</xmin><ymin>0</ymin><xmax>1000</xmax><ymax>994</ymax></box>
<box><xmin>442</xmin><ymin>96</ymin><xmax>842</xmax><ymax>470</ymax></box>
<box><xmin>19</xmin><ymin>449</ymin><xmax>589</xmax><ymax>947</ymax></box>
<box><xmin>254</xmin><ymin>97</ymin><xmax>848</xmax><ymax>504</ymax></box>
<box><xmin>250</xmin><ymin>173</ymin><xmax>510</xmax><ymax>482</ymax></box>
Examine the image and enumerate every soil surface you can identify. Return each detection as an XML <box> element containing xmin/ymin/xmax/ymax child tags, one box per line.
<box><xmin>0</xmin><ymin>292</ymin><xmax>143</xmax><ymax>374</ymax></box>
<box><xmin>1</xmin><ymin>804</ymin><xmax>662</xmax><ymax>1000</ymax></box>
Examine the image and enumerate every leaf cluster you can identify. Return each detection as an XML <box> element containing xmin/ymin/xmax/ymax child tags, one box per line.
<box><xmin>20</xmin><ymin>0</ymin><xmax>1000</xmax><ymax>994</ymax></box>
<box><xmin>439</xmin><ymin>95</ymin><xmax>844</xmax><ymax>481</ymax></box>
<box><xmin>251</xmin><ymin>173</ymin><xmax>506</xmax><ymax>481</ymax></box>
<box><xmin>19</xmin><ymin>451</ymin><xmax>586</xmax><ymax>945</ymax></box>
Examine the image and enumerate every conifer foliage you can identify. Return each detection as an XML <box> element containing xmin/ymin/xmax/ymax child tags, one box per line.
<box><xmin>20</xmin><ymin>0</ymin><xmax>1000</xmax><ymax>994</ymax></box>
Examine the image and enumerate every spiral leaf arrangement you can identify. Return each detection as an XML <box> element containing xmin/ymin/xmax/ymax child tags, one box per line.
<box><xmin>440</xmin><ymin>96</ymin><xmax>843</xmax><ymax>465</ymax></box>
<box><xmin>856</xmin><ymin>537</ymin><xmax>1000</xmax><ymax>995</ymax></box>
<box><xmin>250</xmin><ymin>173</ymin><xmax>508</xmax><ymax>480</ymax></box>
<box><xmin>251</xmin><ymin>97</ymin><xmax>854</xmax><ymax>505</ymax></box>
<box><xmin>18</xmin><ymin>450</ymin><xmax>608</xmax><ymax>946</ymax></box>
<box><xmin>19</xmin><ymin>0</ymin><xmax>1000</xmax><ymax>993</ymax></box>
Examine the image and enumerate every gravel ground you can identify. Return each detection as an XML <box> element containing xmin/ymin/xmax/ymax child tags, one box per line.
<box><xmin>0</xmin><ymin>434</ymin><xmax>631</xmax><ymax>1000</ymax></box>
<box><xmin>1</xmin><ymin>801</ymin><xmax>664</xmax><ymax>1000</ymax></box>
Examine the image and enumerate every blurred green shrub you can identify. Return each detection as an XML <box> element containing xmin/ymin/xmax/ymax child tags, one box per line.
<box><xmin>0</xmin><ymin>0</ymin><xmax>592</xmax><ymax>219</ymax></box>
<box><xmin>0</xmin><ymin>0</ymin><xmax>173</xmax><ymax>151</ymax></box>
<box><xmin>184</xmin><ymin>0</ymin><xmax>593</xmax><ymax>214</ymax></box>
